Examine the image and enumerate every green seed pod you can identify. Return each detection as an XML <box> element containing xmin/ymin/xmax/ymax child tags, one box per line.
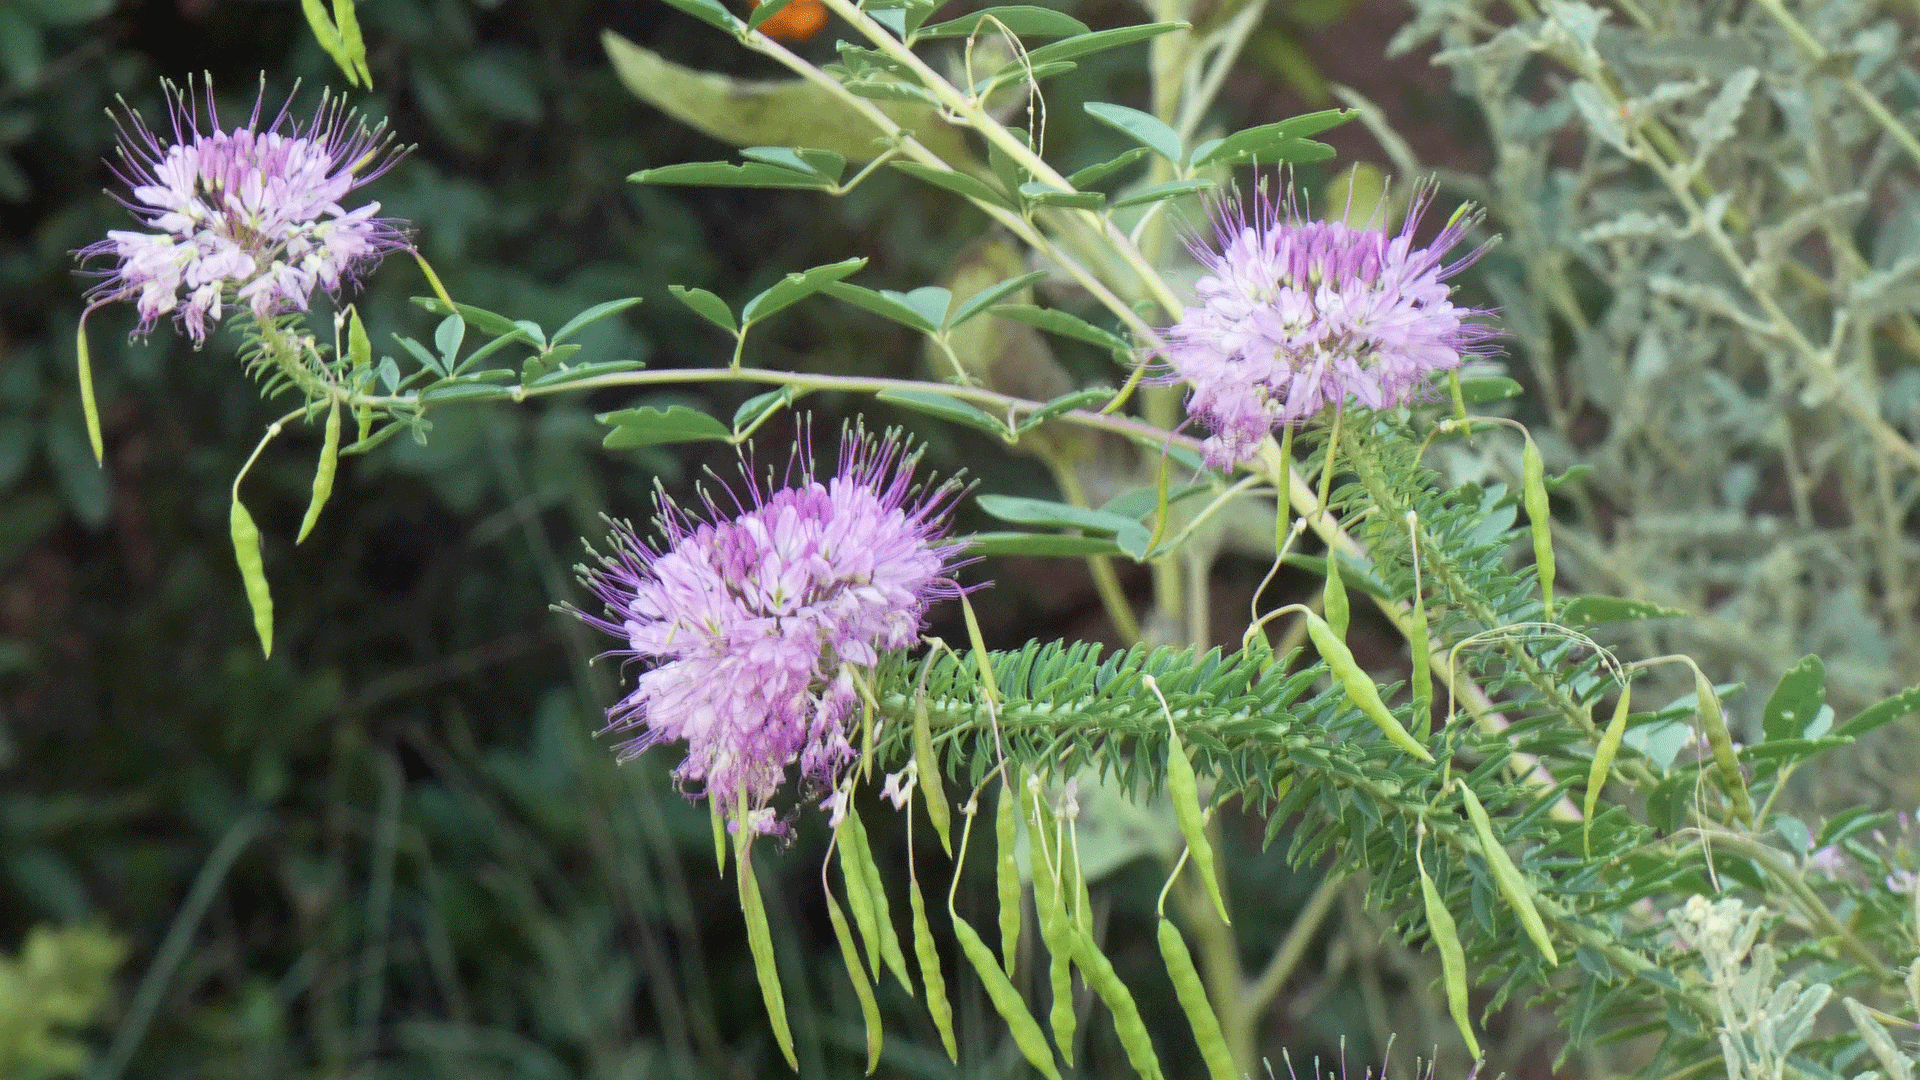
<box><xmin>824</xmin><ymin>888</ymin><xmax>883</xmax><ymax>1073</ymax></box>
<box><xmin>1071</xmin><ymin>928</ymin><xmax>1166</xmax><ymax>1080</ymax></box>
<box><xmin>1160</xmin><ymin>702</ymin><xmax>1229</xmax><ymax>925</ymax></box>
<box><xmin>230</xmin><ymin>495</ymin><xmax>274</xmax><ymax>658</ymax></box>
<box><xmin>296</xmin><ymin>399</ymin><xmax>342</xmax><ymax>545</ymax></box>
<box><xmin>1305</xmin><ymin>613</ymin><xmax>1434</xmax><ymax>762</ymax></box>
<box><xmin>1323</xmin><ymin>551</ymin><xmax>1349</xmax><ymax>640</ymax></box>
<box><xmin>845</xmin><ymin>808</ymin><xmax>914</xmax><ymax>993</ymax></box>
<box><xmin>1156</xmin><ymin>919</ymin><xmax>1236</xmax><ymax>1080</ymax></box>
<box><xmin>1522</xmin><ymin>438</ymin><xmax>1554</xmax><ymax>620</ymax></box>
<box><xmin>76</xmin><ymin>321</ymin><xmax>104</xmax><ymax>463</ymax></box>
<box><xmin>1584</xmin><ymin>683</ymin><xmax>1632</xmax><ymax>854</ymax></box>
<box><xmin>734</xmin><ymin>841</ymin><xmax>799</xmax><ymax>1071</ymax></box>
<box><xmin>909</xmin><ymin>876</ymin><xmax>958</xmax><ymax>1061</ymax></box>
<box><xmin>1457</xmin><ymin>784</ymin><xmax>1558</xmax><ymax>966</ymax></box>
<box><xmin>912</xmin><ymin>691</ymin><xmax>953</xmax><ymax>855</ymax></box>
<box><xmin>710</xmin><ymin>801</ymin><xmax>729</xmax><ymax>877</ymax></box>
<box><xmin>996</xmin><ymin>781</ymin><xmax>1023</xmax><ymax>976</ymax></box>
<box><xmin>952</xmin><ymin>913</ymin><xmax>1062</xmax><ymax>1080</ymax></box>
<box><xmin>1418</xmin><ymin>857</ymin><xmax>1481</xmax><ymax>1059</ymax></box>
<box><xmin>1028</xmin><ymin>795</ymin><xmax>1076</xmax><ymax>1063</ymax></box>
<box><xmin>1694</xmin><ymin>668</ymin><xmax>1752</xmax><ymax>825</ymax></box>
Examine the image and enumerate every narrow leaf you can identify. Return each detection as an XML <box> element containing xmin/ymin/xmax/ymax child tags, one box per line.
<box><xmin>989</xmin><ymin>304</ymin><xmax>1128</xmax><ymax>350</ymax></box>
<box><xmin>966</xmin><ymin>531</ymin><xmax>1125</xmax><ymax>557</ymax></box>
<box><xmin>552</xmin><ymin>297</ymin><xmax>645</xmax><ymax>344</ymax></box>
<box><xmin>1835</xmin><ymin>683</ymin><xmax>1920</xmax><ymax>738</ymax></box>
<box><xmin>1083</xmin><ymin>102</ymin><xmax>1182</xmax><ymax>164</ymax></box>
<box><xmin>1110</xmin><ymin>179</ymin><xmax>1215</xmax><ymax>209</ymax></box>
<box><xmin>634</xmin><ymin>160</ymin><xmax>837</xmax><ymax>190</ymax></box>
<box><xmin>1559</xmin><ymin>595</ymin><xmax>1687</xmax><ymax>624</ymax></box>
<box><xmin>951</xmin><ymin>271</ymin><xmax>1051</xmax><ymax>328</ymax></box>
<box><xmin>742</xmin><ymin>256</ymin><xmax>868</xmax><ymax>325</ymax></box>
<box><xmin>1188</xmin><ymin>109</ymin><xmax>1351</xmax><ymax>168</ymax></box>
<box><xmin>668</xmin><ymin>285</ymin><xmax>738</xmax><ymax>333</ymax></box>
<box><xmin>890</xmin><ymin>161</ymin><xmax>1016</xmax><ymax>209</ymax></box>
<box><xmin>1021</xmin><ymin>22</ymin><xmax>1184</xmax><ymax>65</ymax></box>
<box><xmin>1066</xmin><ymin>146</ymin><xmax>1152</xmax><ymax>188</ymax></box>
<box><xmin>598</xmin><ymin>405</ymin><xmax>731</xmax><ymax>449</ymax></box>
<box><xmin>822</xmin><ymin>281</ymin><xmax>939</xmax><ymax>333</ymax></box>
<box><xmin>915</xmin><ymin>5</ymin><xmax>1089</xmax><ymax>38</ymax></box>
<box><xmin>875</xmin><ymin>389</ymin><xmax>1009</xmax><ymax>437</ymax></box>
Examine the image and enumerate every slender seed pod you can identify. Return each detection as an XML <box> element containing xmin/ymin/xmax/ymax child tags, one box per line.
<box><xmin>1305</xmin><ymin>612</ymin><xmax>1435</xmax><ymax>762</ymax></box>
<box><xmin>912</xmin><ymin>691</ymin><xmax>953</xmax><ymax>855</ymax></box>
<box><xmin>296</xmin><ymin>399</ymin><xmax>342</xmax><ymax>544</ymax></box>
<box><xmin>952</xmin><ymin>913</ymin><xmax>1063</xmax><ymax>1080</ymax></box>
<box><xmin>230</xmin><ymin>496</ymin><xmax>274</xmax><ymax>658</ymax></box>
<box><xmin>824</xmin><ymin>888</ymin><xmax>883</xmax><ymax>1072</ymax></box>
<box><xmin>839</xmin><ymin>816</ymin><xmax>884</xmax><ymax>978</ymax></box>
<box><xmin>1522</xmin><ymin>437</ymin><xmax>1554</xmax><ymax>620</ymax></box>
<box><xmin>996</xmin><ymin>781</ymin><xmax>1024</xmax><ymax>975</ymax></box>
<box><xmin>1584</xmin><ymin>682</ymin><xmax>1632</xmax><ymax>854</ymax></box>
<box><xmin>710</xmin><ymin>802</ymin><xmax>729</xmax><ymax>877</ymax></box>
<box><xmin>845</xmin><ymin>809</ymin><xmax>914</xmax><ymax>992</ymax></box>
<box><xmin>735</xmin><ymin>841</ymin><xmax>799</xmax><ymax>1071</ymax></box>
<box><xmin>1694</xmin><ymin>667</ymin><xmax>1753</xmax><ymax>824</ymax></box>
<box><xmin>1027</xmin><ymin>791</ymin><xmax>1077</xmax><ymax>1063</ymax></box>
<box><xmin>1417</xmin><ymin>848</ymin><xmax>1481</xmax><ymax>1059</ymax></box>
<box><xmin>77</xmin><ymin>321</ymin><xmax>104</xmax><ymax>463</ymax></box>
<box><xmin>1323</xmin><ymin>550</ymin><xmax>1349</xmax><ymax>640</ymax></box>
<box><xmin>1149</xmin><ymin>675</ymin><xmax>1229</xmax><ymax>924</ymax></box>
<box><xmin>909</xmin><ymin>875</ymin><xmax>958</xmax><ymax>1061</ymax></box>
<box><xmin>1406</xmin><ymin>511</ymin><xmax>1433</xmax><ymax>728</ymax></box>
<box><xmin>348</xmin><ymin>310</ymin><xmax>374</xmax><ymax>443</ymax></box>
<box><xmin>1156</xmin><ymin>919</ymin><xmax>1236</xmax><ymax>1080</ymax></box>
<box><xmin>1070</xmin><ymin>928</ymin><xmax>1166</xmax><ymax>1080</ymax></box>
<box><xmin>1457</xmin><ymin>784</ymin><xmax>1558</xmax><ymax>966</ymax></box>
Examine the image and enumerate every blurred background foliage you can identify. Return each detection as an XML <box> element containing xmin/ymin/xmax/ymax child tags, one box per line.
<box><xmin>7</xmin><ymin>0</ymin><xmax>1910</xmax><ymax>1072</ymax></box>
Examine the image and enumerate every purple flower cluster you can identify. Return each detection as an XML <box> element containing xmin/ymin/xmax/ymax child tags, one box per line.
<box><xmin>1164</xmin><ymin>183</ymin><xmax>1497</xmax><ymax>469</ymax></box>
<box><xmin>81</xmin><ymin>79</ymin><xmax>406</xmax><ymax>346</ymax></box>
<box><xmin>577</xmin><ymin>430</ymin><xmax>966</xmax><ymax>834</ymax></box>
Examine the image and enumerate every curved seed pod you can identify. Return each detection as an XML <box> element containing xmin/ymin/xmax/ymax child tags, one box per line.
<box><xmin>1405</xmin><ymin>512</ymin><xmax>1433</xmax><ymax>727</ymax></box>
<box><xmin>845</xmin><ymin>808</ymin><xmax>914</xmax><ymax>992</ymax></box>
<box><xmin>1694</xmin><ymin>668</ymin><xmax>1752</xmax><ymax>825</ymax></box>
<box><xmin>839</xmin><ymin>817</ymin><xmax>883</xmax><ymax>978</ymax></box>
<box><xmin>1418</xmin><ymin>856</ymin><xmax>1480</xmax><ymax>1059</ymax></box>
<box><xmin>1071</xmin><ymin>928</ymin><xmax>1166</xmax><ymax>1080</ymax></box>
<box><xmin>1028</xmin><ymin>794</ymin><xmax>1077</xmax><ymax>1063</ymax></box>
<box><xmin>824</xmin><ymin>888</ymin><xmax>883</xmax><ymax>1072</ymax></box>
<box><xmin>1323</xmin><ymin>550</ymin><xmax>1349</xmax><ymax>639</ymax></box>
<box><xmin>996</xmin><ymin>781</ymin><xmax>1023</xmax><ymax>975</ymax></box>
<box><xmin>1584</xmin><ymin>683</ymin><xmax>1632</xmax><ymax>854</ymax></box>
<box><xmin>912</xmin><ymin>691</ymin><xmax>953</xmax><ymax>855</ymax></box>
<box><xmin>1522</xmin><ymin>438</ymin><xmax>1554</xmax><ymax>620</ymax></box>
<box><xmin>1156</xmin><ymin>919</ymin><xmax>1236</xmax><ymax>1080</ymax></box>
<box><xmin>1457</xmin><ymin>784</ymin><xmax>1558</xmax><ymax>966</ymax></box>
<box><xmin>735</xmin><ymin>842</ymin><xmax>799</xmax><ymax>1071</ymax></box>
<box><xmin>1305</xmin><ymin>612</ymin><xmax>1434</xmax><ymax>762</ymax></box>
<box><xmin>952</xmin><ymin>912</ymin><xmax>1062</xmax><ymax>1080</ymax></box>
<box><xmin>230</xmin><ymin>496</ymin><xmax>274</xmax><ymax>658</ymax></box>
<box><xmin>1157</xmin><ymin>691</ymin><xmax>1228</xmax><ymax>924</ymax></box>
<box><xmin>710</xmin><ymin>802</ymin><xmax>729</xmax><ymax>877</ymax></box>
<box><xmin>908</xmin><ymin>876</ymin><xmax>958</xmax><ymax>1061</ymax></box>
<box><xmin>76</xmin><ymin>321</ymin><xmax>104</xmax><ymax>462</ymax></box>
<box><xmin>296</xmin><ymin>399</ymin><xmax>342</xmax><ymax>544</ymax></box>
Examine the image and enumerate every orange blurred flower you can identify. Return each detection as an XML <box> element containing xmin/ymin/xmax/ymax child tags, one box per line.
<box><xmin>750</xmin><ymin>0</ymin><xmax>828</xmax><ymax>41</ymax></box>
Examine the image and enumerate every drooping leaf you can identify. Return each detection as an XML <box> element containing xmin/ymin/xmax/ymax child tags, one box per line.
<box><xmin>1188</xmin><ymin>109</ymin><xmax>1352</xmax><ymax>169</ymax></box>
<box><xmin>597</xmin><ymin>405</ymin><xmax>732</xmax><ymax>449</ymax></box>
<box><xmin>914</xmin><ymin>5</ymin><xmax>1089</xmax><ymax>38</ymax></box>
<box><xmin>875</xmin><ymin>389</ymin><xmax>1009</xmax><ymax>437</ymax></box>
<box><xmin>1083</xmin><ymin>102</ymin><xmax>1183</xmax><ymax>164</ymax></box>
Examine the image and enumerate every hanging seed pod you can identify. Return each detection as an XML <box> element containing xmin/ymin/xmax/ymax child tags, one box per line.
<box><xmin>952</xmin><ymin>913</ymin><xmax>1063</xmax><ymax>1080</ymax></box>
<box><xmin>735</xmin><ymin>840</ymin><xmax>799</xmax><ymax>1071</ymax></box>
<box><xmin>296</xmin><ymin>399</ymin><xmax>342</xmax><ymax>544</ymax></box>
<box><xmin>1323</xmin><ymin>550</ymin><xmax>1350</xmax><ymax>640</ymax></box>
<box><xmin>996</xmin><ymin>779</ymin><xmax>1024</xmax><ymax>975</ymax></box>
<box><xmin>1522</xmin><ymin>437</ymin><xmax>1555</xmax><ymax>620</ymax></box>
<box><xmin>1693</xmin><ymin>667</ymin><xmax>1752</xmax><ymax>824</ymax></box>
<box><xmin>912</xmin><ymin>690</ymin><xmax>953</xmax><ymax>855</ymax></box>
<box><xmin>1457</xmin><ymin>784</ymin><xmax>1558</xmax><ymax>966</ymax></box>
<box><xmin>909</xmin><ymin>875</ymin><xmax>958</xmax><ymax>1061</ymax></box>
<box><xmin>1151</xmin><ymin>675</ymin><xmax>1229</xmax><ymax>924</ymax></box>
<box><xmin>1157</xmin><ymin>919</ymin><xmax>1236</xmax><ymax>1080</ymax></box>
<box><xmin>230</xmin><ymin>495</ymin><xmax>274</xmax><ymax>658</ymax></box>
<box><xmin>1071</xmin><ymin>928</ymin><xmax>1167</xmax><ymax>1080</ymax></box>
<box><xmin>1306</xmin><ymin>612</ymin><xmax>1434</xmax><ymax>762</ymax></box>
<box><xmin>1584</xmin><ymin>682</ymin><xmax>1632</xmax><ymax>854</ymax></box>
<box><xmin>824</xmin><ymin>888</ymin><xmax>883</xmax><ymax>1072</ymax></box>
<box><xmin>1417</xmin><ymin>851</ymin><xmax>1481</xmax><ymax>1059</ymax></box>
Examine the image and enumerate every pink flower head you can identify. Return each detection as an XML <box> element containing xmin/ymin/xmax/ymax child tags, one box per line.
<box><xmin>576</xmin><ymin>427</ymin><xmax>968</xmax><ymax>834</ymax></box>
<box><xmin>1164</xmin><ymin>182</ymin><xmax>1498</xmax><ymax>469</ymax></box>
<box><xmin>79</xmin><ymin>77</ymin><xmax>407</xmax><ymax>346</ymax></box>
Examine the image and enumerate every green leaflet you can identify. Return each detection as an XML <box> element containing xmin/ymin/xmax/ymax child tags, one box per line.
<box><xmin>1418</xmin><ymin>857</ymin><xmax>1481</xmax><ymax>1059</ymax></box>
<box><xmin>908</xmin><ymin>876</ymin><xmax>958</xmax><ymax>1061</ymax></box>
<box><xmin>824</xmin><ymin>888</ymin><xmax>883</xmax><ymax>1073</ymax></box>
<box><xmin>1070</xmin><ymin>928</ymin><xmax>1165</xmax><ymax>1080</ymax></box>
<box><xmin>951</xmin><ymin>913</ymin><xmax>1061</xmax><ymax>1080</ymax></box>
<box><xmin>1584</xmin><ymin>683</ymin><xmax>1632</xmax><ymax>855</ymax></box>
<box><xmin>1522</xmin><ymin>438</ymin><xmax>1554</xmax><ymax>619</ymax></box>
<box><xmin>230</xmin><ymin>496</ymin><xmax>273</xmax><ymax>658</ymax></box>
<box><xmin>843</xmin><ymin>809</ymin><xmax>914</xmax><ymax>993</ymax></box>
<box><xmin>734</xmin><ymin>839</ymin><xmax>798</xmax><ymax>1071</ymax></box>
<box><xmin>295</xmin><ymin>399</ymin><xmax>342</xmax><ymax>545</ymax></box>
<box><xmin>1305</xmin><ymin>612</ymin><xmax>1434</xmax><ymax>762</ymax></box>
<box><xmin>1457</xmin><ymin>784</ymin><xmax>1558</xmax><ymax>966</ymax></box>
<box><xmin>1157</xmin><ymin>919</ymin><xmax>1235</xmax><ymax>1080</ymax></box>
